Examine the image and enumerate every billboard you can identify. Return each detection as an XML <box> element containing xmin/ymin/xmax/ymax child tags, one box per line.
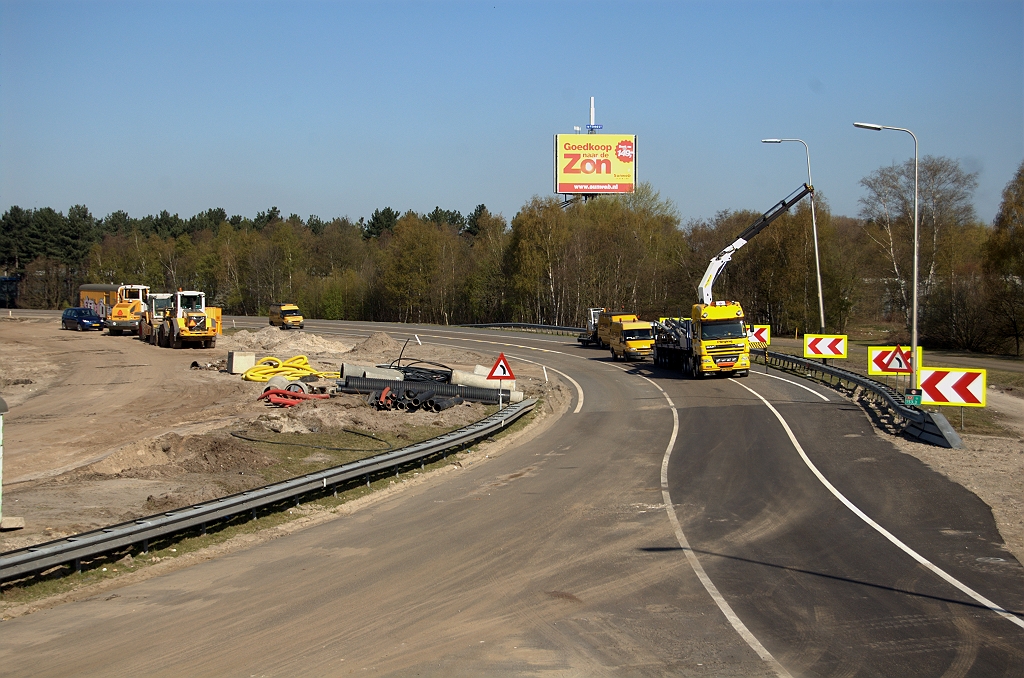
<box><xmin>554</xmin><ymin>134</ymin><xmax>636</xmax><ymax>194</ymax></box>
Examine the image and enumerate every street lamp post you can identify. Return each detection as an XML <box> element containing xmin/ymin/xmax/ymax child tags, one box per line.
<box><xmin>762</xmin><ymin>138</ymin><xmax>826</xmax><ymax>334</ymax></box>
<box><xmin>854</xmin><ymin>122</ymin><xmax>919</xmax><ymax>399</ymax></box>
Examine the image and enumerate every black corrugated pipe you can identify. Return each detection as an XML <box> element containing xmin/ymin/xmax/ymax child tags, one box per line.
<box><xmin>341</xmin><ymin>377</ymin><xmax>509</xmax><ymax>404</ymax></box>
<box><xmin>431</xmin><ymin>396</ymin><xmax>463</xmax><ymax>412</ymax></box>
<box><xmin>411</xmin><ymin>391</ymin><xmax>435</xmax><ymax>408</ymax></box>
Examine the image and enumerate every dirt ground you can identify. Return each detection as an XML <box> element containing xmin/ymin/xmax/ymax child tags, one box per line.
<box><xmin>0</xmin><ymin>318</ymin><xmax>562</xmax><ymax>553</ymax></box>
<box><xmin>887</xmin><ymin>387</ymin><xmax>1024</xmax><ymax>562</ymax></box>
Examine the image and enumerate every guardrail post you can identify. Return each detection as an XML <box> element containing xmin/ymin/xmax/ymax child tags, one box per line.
<box><xmin>74</xmin><ymin>557</ymin><xmax>81</xmax><ymax>574</ymax></box>
<box><xmin>142</xmin><ymin>539</ymin><xmax>148</xmax><ymax>554</ymax></box>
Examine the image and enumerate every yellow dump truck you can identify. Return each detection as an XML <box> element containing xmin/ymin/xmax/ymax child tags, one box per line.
<box><xmin>607</xmin><ymin>319</ymin><xmax>655</xmax><ymax>361</ymax></box>
<box><xmin>268</xmin><ymin>302</ymin><xmax>304</xmax><ymax>329</ymax></box>
<box><xmin>156</xmin><ymin>291</ymin><xmax>221</xmax><ymax>349</ymax></box>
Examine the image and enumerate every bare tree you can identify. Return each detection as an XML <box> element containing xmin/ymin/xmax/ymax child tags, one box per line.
<box><xmin>858</xmin><ymin>156</ymin><xmax>978</xmax><ymax>330</ymax></box>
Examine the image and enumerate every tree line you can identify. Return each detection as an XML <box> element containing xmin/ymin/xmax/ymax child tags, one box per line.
<box><xmin>2</xmin><ymin>158</ymin><xmax>1022</xmax><ymax>354</ymax></box>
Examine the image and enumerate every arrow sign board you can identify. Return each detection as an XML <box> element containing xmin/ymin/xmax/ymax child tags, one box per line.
<box><xmin>486</xmin><ymin>353</ymin><xmax>516</xmax><ymax>380</ymax></box>
<box><xmin>918</xmin><ymin>367</ymin><xmax>986</xmax><ymax>407</ymax></box>
<box><xmin>868</xmin><ymin>346</ymin><xmax>924</xmax><ymax>375</ymax></box>
<box><xmin>746</xmin><ymin>325</ymin><xmax>770</xmax><ymax>346</ymax></box>
<box><xmin>803</xmin><ymin>334</ymin><xmax>847</xmax><ymax>359</ymax></box>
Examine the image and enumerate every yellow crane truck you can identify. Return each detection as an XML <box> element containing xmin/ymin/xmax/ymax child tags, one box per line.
<box><xmin>155</xmin><ymin>290</ymin><xmax>221</xmax><ymax>349</ymax></box>
<box><xmin>654</xmin><ymin>184</ymin><xmax>812</xmax><ymax>378</ymax></box>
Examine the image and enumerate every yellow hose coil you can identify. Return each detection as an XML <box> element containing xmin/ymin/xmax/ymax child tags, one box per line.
<box><xmin>241</xmin><ymin>355</ymin><xmax>341</xmax><ymax>382</ymax></box>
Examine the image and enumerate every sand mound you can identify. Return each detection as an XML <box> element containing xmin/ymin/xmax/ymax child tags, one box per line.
<box><xmin>220</xmin><ymin>326</ymin><xmax>352</xmax><ymax>357</ymax></box>
<box><xmin>357</xmin><ymin>332</ymin><xmax>405</xmax><ymax>353</ymax></box>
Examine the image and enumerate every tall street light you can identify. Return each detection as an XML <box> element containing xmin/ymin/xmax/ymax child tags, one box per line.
<box><xmin>762</xmin><ymin>138</ymin><xmax>826</xmax><ymax>334</ymax></box>
<box><xmin>854</xmin><ymin>122</ymin><xmax>919</xmax><ymax>398</ymax></box>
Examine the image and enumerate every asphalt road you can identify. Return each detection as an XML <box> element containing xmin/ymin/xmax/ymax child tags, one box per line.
<box><xmin>1</xmin><ymin>319</ymin><xmax>1021</xmax><ymax>676</ymax></box>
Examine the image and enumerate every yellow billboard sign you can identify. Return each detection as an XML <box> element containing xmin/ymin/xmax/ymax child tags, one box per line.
<box><xmin>554</xmin><ymin>134</ymin><xmax>636</xmax><ymax>194</ymax></box>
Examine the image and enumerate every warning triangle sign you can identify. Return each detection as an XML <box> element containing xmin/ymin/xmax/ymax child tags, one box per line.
<box><xmin>882</xmin><ymin>345</ymin><xmax>911</xmax><ymax>373</ymax></box>
<box><xmin>486</xmin><ymin>353</ymin><xmax>516</xmax><ymax>380</ymax></box>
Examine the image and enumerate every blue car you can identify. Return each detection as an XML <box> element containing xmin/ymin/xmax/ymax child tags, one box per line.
<box><xmin>62</xmin><ymin>307</ymin><xmax>103</xmax><ymax>331</ymax></box>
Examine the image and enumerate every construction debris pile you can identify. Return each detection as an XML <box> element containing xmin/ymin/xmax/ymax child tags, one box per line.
<box><xmin>231</xmin><ymin>334</ymin><xmax>524</xmax><ymax>412</ymax></box>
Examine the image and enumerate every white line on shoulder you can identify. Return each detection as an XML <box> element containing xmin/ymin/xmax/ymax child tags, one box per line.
<box><xmin>734</xmin><ymin>380</ymin><xmax>1024</xmax><ymax>630</ymax></box>
<box><xmin>749</xmin><ymin>370</ymin><xmax>830</xmax><ymax>401</ymax></box>
<box><xmin>637</xmin><ymin>374</ymin><xmax>793</xmax><ymax>677</ymax></box>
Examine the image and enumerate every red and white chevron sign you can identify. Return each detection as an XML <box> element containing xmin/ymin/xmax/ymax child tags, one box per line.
<box><xmin>803</xmin><ymin>334</ymin><xmax>847</xmax><ymax>358</ymax></box>
<box><xmin>918</xmin><ymin>368</ymin><xmax>986</xmax><ymax>407</ymax></box>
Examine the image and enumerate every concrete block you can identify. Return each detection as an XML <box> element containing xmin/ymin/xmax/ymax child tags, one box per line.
<box><xmin>228</xmin><ymin>351</ymin><xmax>256</xmax><ymax>374</ymax></box>
<box><xmin>0</xmin><ymin>516</ymin><xmax>25</xmax><ymax>530</ymax></box>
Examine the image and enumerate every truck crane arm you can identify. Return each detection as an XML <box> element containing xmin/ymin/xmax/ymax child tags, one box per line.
<box><xmin>697</xmin><ymin>183</ymin><xmax>813</xmax><ymax>305</ymax></box>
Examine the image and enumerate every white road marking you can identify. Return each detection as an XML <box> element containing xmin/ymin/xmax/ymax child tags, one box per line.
<box><xmin>506</xmin><ymin>355</ymin><xmax>584</xmax><ymax>414</ymax></box>
<box><xmin>634</xmin><ymin>374</ymin><xmax>793</xmax><ymax>678</ymax></box>
<box><xmin>734</xmin><ymin>379</ymin><xmax>1024</xmax><ymax>631</ymax></box>
<box><xmin>749</xmin><ymin>370</ymin><xmax>830</xmax><ymax>401</ymax></box>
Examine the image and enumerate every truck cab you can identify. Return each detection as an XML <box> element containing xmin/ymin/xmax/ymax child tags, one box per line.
<box><xmin>689</xmin><ymin>301</ymin><xmax>750</xmax><ymax>376</ymax></box>
<box><xmin>107</xmin><ymin>284</ymin><xmax>150</xmax><ymax>335</ymax></box>
<box><xmin>157</xmin><ymin>291</ymin><xmax>220</xmax><ymax>349</ymax></box>
<box><xmin>139</xmin><ymin>293</ymin><xmax>173</xmax><ymax>345</ymax></box>
<box><xmin>608</xmin><ymin>320</ymin><xmax>655</xmax><ymax>361</ymax></box>
<box><xmin>577</xmin><ymin>307</ymin><xmax>605</xmax><ymax>347</ymax></box>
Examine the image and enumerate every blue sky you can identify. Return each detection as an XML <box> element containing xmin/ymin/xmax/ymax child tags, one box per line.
<box><xmin>1</xmin><ymin>0</ymin><xmax>1021</xmax><ymax>226</ymax></box>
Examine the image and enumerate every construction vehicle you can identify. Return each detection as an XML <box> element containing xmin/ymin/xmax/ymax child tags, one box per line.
<box><xmin>138</xmin><ymin>293</ymin><xmax>173</xmax><ymax>345</ymax></box>
<box><xmin>155</xmin><ymin>290</ymin><xmax>222</xmax><ymax>349</ymax></box>
<box><xmin>106</xmin><ymin>284</ymin><xmax>150</xmax><ymax>335</ymax></box>
<box><xmin>607</xmin><ymin>319</ymin><xmax>655</xmax><ymax>361</ymax></box>
<box><xmin>654</xmin><ymin>184</ymin><xmax>812</xmax><ymax>378</ymax></box>
<box><xmin>78</xmin><ymin>284</ymin><xmax>120</xmax><ymax>321</ymax></box>
<box><xmin>268</xmin><ymin>302</ymin><xmax>304</xmax><ymax>329</ymax></box>
<box><xmin>577</xmin><ymin>307</ymin><xmax>605</xmax><ymax>346</ymax></box>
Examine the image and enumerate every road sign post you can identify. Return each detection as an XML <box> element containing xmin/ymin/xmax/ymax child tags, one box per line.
<box><xmin>486</xmin><ymin>353</ymin><xmax>516</xmax><ymax>410</ymax></box>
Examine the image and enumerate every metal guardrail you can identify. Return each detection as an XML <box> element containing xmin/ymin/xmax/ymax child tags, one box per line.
<box><xmin>0</xmin><ymin>399</ymin><xmax>536</xmax><ymax>584</ymax></box>
<box><xmin>459</xmin><ymin>322</ymin><xmax>586</xmax><ymax>335</ymax></box>
<box><xmin>762</xmin><ymin>350</ymin><xmax>962</xmax><ymax>449</ymax></box>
